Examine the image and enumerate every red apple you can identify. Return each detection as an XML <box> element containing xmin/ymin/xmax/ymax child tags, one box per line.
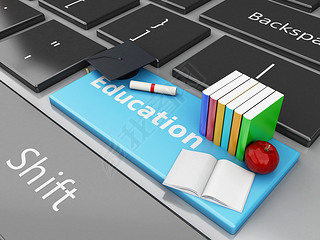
<box><xmin>244</xmin><ymin>141</ymin><xmax>279</xmax><ymax>174</ymax></box>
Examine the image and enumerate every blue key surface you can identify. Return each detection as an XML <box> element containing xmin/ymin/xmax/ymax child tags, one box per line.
<box><xmin>50</xmin><ymin>69</ymin><xmax>299</xmax><ymax>234</ymax></box>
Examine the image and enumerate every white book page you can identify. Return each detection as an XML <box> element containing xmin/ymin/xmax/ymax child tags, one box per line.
<box><xmin>163</xmin><ymin>149</ymin><xmax>217</xmax><ymax>197</ymax></box>
<box><xmin>202</xmin><ymin>160</ymin><xmax>255</xmax><ymax>212</ymax></box>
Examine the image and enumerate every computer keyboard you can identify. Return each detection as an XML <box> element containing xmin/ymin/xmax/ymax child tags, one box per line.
<box><xmin>0</xmin><ymin>0</ymin><xmax>319</xmax><ymax>239</ymax></box>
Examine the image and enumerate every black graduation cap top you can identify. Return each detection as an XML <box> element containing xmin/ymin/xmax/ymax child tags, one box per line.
<box><xmin>86</xmin><ymin>41</ymin><xmax>156</xmax><ymax>80</ymax></box>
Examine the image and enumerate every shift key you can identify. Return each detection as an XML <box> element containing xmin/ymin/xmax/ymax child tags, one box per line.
<box><xmin>200</xmin><ymin>0</ymin><xmax>320</xmax><ymax>71</ymax></box>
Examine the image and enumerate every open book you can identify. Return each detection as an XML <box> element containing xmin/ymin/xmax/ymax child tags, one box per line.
<box><xmin>163</xmin><ymin>149</ymin><xmax>255</xmax><ymax>213</ymax></box>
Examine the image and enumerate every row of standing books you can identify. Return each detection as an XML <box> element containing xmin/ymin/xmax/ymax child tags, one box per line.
<box><xmin>199</xmin><ymin>70</ymin><xmax>284</xmax><ymax>160</ymax></box>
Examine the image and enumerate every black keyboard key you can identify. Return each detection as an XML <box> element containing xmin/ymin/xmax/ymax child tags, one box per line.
<box><xmin>273</xmin><ymin>0</ymin><xmax>320</xmax><ymax>12</ymax></box>
<box><xmin>0</xmin><ymin>0</ymin><xmax>45</xmax><ymax>39</ymax></box>
<box><xmin>98</xmin><ymin>4</ymin><xmax>210</xmax><ymax>67</ymax></box>
<box><xmin>0</xmin><ymin>20</ymin><xmax>105</xmax><ymax>93</ymax></box>
<box><xmin>200</xmin><ymin>0</ymin><xmax>320</xmax><ymax>72</ymax></box>
<box><xmin>149</xmin><ymin>0</ymin><xmax>212</xmax><ymax>14</ymax></box>
<box><xmin>173</xmin><ymin>36</ymin><xmax>320</xmax><ymax>147</ymax></box>
<box><xmin>38</xmin><ymin>0</ymin><xmax>140</xmax><ymax>30</ymax></box>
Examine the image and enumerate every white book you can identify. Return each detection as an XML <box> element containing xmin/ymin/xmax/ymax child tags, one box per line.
<box><xmin>210</xmin><ymin>74</ymin><xmax>250</xmax><ymax>102</ymax></box>
<box><xmin>202</xmin><ymin>70</ymin><xmax>242</xmax><ymax>97</ymax></box>
<box><xmin>163</xmin><ymin>149</ymin><xmax>255</xmax><ymax>213</ymax></box>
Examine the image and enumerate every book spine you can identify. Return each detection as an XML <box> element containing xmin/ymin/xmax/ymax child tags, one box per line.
<box><xmin>221</xmin><ymin>106</ymin><xmax>233</xmax><ymax>151</ymax></box>
<box><xmin>235</xmin><ymin>116</ymin><xmax>251</xmax><ymax>161</ymax></box>
<box><xmin>206</xmin><ymin>97</ymin><xmax>218</xmax><ymax>141</ymax></box>
<box><xmin>228</xmin><ymin>112</ymin><xmax>243</xmax><ymax>156</ymax></box>
<box><xmin>199</xmin><ymin>92</ymin><xmax>209</xmax><ymax>136</ymax></box>
<box><xmin>213</xmin><ymin>102</ymin><xmax>226</xmax><ymax>146</ymax></box>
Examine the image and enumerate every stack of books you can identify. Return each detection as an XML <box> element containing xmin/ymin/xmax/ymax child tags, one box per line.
<box><xmin>200</xmin><ymin>71</ymin><xmax>284</xmax><ymax>160</ymax></box>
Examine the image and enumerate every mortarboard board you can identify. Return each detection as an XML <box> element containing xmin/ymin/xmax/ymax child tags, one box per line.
<box><xmin>86</xmin><ymin>41</ymin><xmax>156</xmax><ymax>80</ymax></box>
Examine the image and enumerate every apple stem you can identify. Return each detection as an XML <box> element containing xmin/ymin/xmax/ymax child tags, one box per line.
<box><xmin>265</xmin><ymin>145</ymin><xmax>271</xmax><ymax>152</ymax></box>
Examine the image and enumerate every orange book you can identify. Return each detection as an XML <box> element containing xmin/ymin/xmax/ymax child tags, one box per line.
<box><xmin>228</xmin><ymin>112</ymin><xmax>243</xmax><ymax>156</ymax></box>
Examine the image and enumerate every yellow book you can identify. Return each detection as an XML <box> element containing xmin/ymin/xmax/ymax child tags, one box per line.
<box><xmin>213</xmin><ymin>102</ymin><xmax>226</xmax><ymax>146</ymax></box>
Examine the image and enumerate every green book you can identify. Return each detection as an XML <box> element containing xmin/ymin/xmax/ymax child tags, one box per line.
<box><xmin>235</xmin><ymin>91</ymin><xmax>284</xmax><ymax>161</ymax></box>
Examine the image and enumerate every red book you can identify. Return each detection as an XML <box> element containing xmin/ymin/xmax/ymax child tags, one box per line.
<box><xmin>206</xmin><ymin>97</ymin><xmax>218</xmax><ymax>141</ymax></box>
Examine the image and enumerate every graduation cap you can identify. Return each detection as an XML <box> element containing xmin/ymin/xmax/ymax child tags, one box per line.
<box><xmin>86</xmin><ymin>41</ymin><xmax>156</xmax><ymax>80</ymax></box>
